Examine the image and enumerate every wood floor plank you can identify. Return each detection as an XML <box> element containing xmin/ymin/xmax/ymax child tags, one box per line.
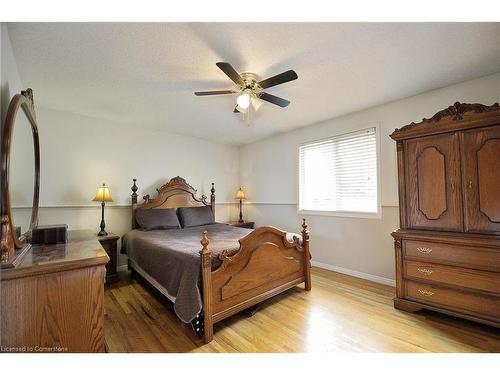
<box><xmin>104</xmin><ymin>267</ymin><xmax>500</xmax><ymax>353</ymax></box>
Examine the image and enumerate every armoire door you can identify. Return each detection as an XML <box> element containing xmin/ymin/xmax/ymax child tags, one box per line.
<box><xmin>405</xmin><ymin>132</ymin><xmax>463</xmax><ymax>231</ymax></box>
<box><xmin>461</xmin><ymin>124</ymin><xmax>500</xmax><ymax>234</ymax></box>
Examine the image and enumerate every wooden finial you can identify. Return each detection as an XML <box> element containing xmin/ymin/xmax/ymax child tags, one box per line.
<box><xmin>0</xmin><ymin>215</ymin><xmax>15</xmax><ymax>263</ymax></box>
<box><xmin>301</xmin><ymin>218</ymin><xmax>309</xmax><ymax>240</ymax></box>
<box><xmin>301</xmin><ymin>217</ymin><xmax>312</xmax><ymax>291</ymax></box>
<box><xmin>201</xmin><ymin>230</ymin><xmax>209</xmax><ymax>250</ymax></box>
<box><xmin>131</xmin><ymin>178</ymin><xmax>139</xmax><ymax>207</ymax></box>
<box><xmin>21</xmin><ymin>88</ymin><xmax>35</xmax><ymax>114</ymax></box>
<box><xmin>209</xmin><ymin>183</ymin><xmax>216</xmax><ymax>221</ymax></box>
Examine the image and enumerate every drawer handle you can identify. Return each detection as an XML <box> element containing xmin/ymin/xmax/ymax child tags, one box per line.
<box><xmin>417</xmin><ymin>247</ymin><xmax>432</xmax><ymax>254</ymax></box>
<box><xmin>417</xmin><ymin>267</ymin><xmax>434</xmax><ymax>275</ymax></box>
<box><xmin>418</xmin><ymin>289</ymin><xmax>434</xmax><ymax>296</ymax></box>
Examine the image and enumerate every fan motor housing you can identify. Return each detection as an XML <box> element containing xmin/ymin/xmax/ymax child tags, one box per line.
<box><xmin>240</xmin><ymin>72</ymin><xmax>261</xmax><ymax>92</ymax></box>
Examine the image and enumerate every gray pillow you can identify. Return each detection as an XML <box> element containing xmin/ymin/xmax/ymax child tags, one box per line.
<box><xmin>135</xmin><ymin>208</ymin><xmax>181</xmax><ymax>230</ymax></box>
<box><xmin>178</xmin><ymin>206</ymin><xmax>215</xmax><ymax>228</ymax></box>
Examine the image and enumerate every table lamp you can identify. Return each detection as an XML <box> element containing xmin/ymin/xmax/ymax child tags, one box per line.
<box><xmin>235</xmin><ymin>187</ymin><xmax>246</xmax><ymax>223</ymax></box>
<box><xmin>92</xmin><ymin>183</ymin><xmax>113</xmax><ymax>236</ymax></box>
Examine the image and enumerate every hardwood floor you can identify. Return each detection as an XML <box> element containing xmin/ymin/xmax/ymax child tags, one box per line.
<box><xmin>104</xmin><ymin>267</ymin><xmax>500</xmax><ymax>353</ymax></box>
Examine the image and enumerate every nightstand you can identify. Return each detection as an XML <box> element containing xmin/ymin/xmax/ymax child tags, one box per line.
<box><xmin>228</xmin><ymin>221</ymin><xmax>255</xmax><ymax>229</ymax></box>
<box><xmin>97</xmin><ymin>233</ymin><xmax>119</xmax><ymax>283</ymax></box>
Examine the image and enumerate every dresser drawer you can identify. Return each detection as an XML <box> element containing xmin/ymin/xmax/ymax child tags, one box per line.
<box><xmin>405</xmin><ymin>281</ymin><xmax>500</xmax><ymax>320</ymax></box>
<box><xmin>404</xmin><ymin>240</ymin><xmax>500</xmax><ymax>271</ymax></box>
<box><xmin>404</xmin><ymin>260</ymin><xmax>500</xmax><ymax>294</ymax></box>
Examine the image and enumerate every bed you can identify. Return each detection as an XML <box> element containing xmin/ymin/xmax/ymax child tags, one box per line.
<box><xmin>123</xmin><ymin>176</ymin><xmax>311</xmax><ymax>343</ymax></box>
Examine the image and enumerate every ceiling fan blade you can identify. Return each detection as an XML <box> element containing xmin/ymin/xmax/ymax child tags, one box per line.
<box><xmin>194</xmin><ymin>90</ymin><xmax>236</xmax><ymax>96</ymax></box>
<box><xmin>216</xmin><ymin>62</ymin><xmax>245</xmax><ymax>87</ymax></box>
<box><xmin>258</xmin><ymin>70</ymin><xmax>298</xmax><ymax>89</ymax></box>
<box><xmin>258</xmin><ymin>92</ymin><xmax>290</xmax><ymax>108</ymax></box>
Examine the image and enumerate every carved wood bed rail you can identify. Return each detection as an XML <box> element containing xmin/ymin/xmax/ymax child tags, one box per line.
<box><xmin>130</xmin><ymin>176</ymin><xmax>312</xmax><ymax>343</ymax></box>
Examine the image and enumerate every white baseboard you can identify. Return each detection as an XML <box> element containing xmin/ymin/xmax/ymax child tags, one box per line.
<box><xmin>117</xmin><ymin>264</ymin><xmax>128</xmax><ymax>272</ymax></box>
<box><xmin>311</xmin><ymin>260</ymin><xmax>395</xmax><ymax>287</ymax></box>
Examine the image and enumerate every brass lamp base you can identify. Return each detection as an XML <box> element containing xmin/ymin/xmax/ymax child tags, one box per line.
<box><xmin>97</xmin><ymin>201</ymin><xmax>108</xmax><ymax>237</ymax></box>
<box><xmin>238</xmin><ymin>199</ymin><xmax>244</xmax><ymax>223</ymax></box>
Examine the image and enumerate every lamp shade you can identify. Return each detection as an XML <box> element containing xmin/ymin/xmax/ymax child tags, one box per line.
<box><xmin>92</xmin><ymin>183</ymin><xmax>113</xmax><ymax>202</ymax></box>
<box><xmin>235</xmin><ymin>187</ymin><xmax>246</xmax><ymax>200</ymax></box>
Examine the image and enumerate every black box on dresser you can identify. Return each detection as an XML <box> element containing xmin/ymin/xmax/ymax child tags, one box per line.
<box><xmin>31</xmin><ymin>224</ymin><xmax>68</xmax><ymax>245</ymax></box>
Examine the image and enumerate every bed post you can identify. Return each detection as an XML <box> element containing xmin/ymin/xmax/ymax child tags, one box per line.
<box><xmin>302</xmin><ymin>218</ymin><xmax>312</xmax><ymax>291</ymax></box>
<box><xmin>200</xmin><ymin>230</ymin><xmax>214</xmax><ymax>344</ymax></box>
<box><xmin>131</xmin><ymin>178</ymin><xmax>138</xmax><ymax>229</ymax></box>
<box><xmin>210</xmin><ymin>182</ymin><xmax>216</xmax><ymax>220</ymax></box>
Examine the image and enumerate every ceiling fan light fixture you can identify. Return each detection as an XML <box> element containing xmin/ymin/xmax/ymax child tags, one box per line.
<box><xmin>237</xmin><ymin>90</ymin><xmax>251</xmax><ymax>109</ymax></box>
<box><xmin>235</xmin><ymin>105</ymin><xmax>248</xmax><ymax>114</ymax></box>
<box><xmin>251</xmin><ymin>97</ymin><xmax>262</xmax><ymax>111</ymax></box>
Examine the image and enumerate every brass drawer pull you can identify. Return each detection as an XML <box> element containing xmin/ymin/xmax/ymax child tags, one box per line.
<box><xmin>418</xmin><ymin>289</ymin><xmax>434</xmax><ymax>296</ymax></box>
<box><xmin>417</xmin><ymin>247</ymin><xmax>432</xmax><ymax>254</ymax></box>
<box><xmin>417</xmin><ymin>267</ymin><xmax>433</xmax><ymax>275</ymax></box>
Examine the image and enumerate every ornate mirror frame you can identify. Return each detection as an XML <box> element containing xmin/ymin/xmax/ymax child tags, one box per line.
<box><xmin>0</xmin><ymin>88</ymin><xmax>40</xmax><ymax>267</ymax></box>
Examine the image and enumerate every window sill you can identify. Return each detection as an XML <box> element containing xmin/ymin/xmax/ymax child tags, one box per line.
<box><xmin>297</xmin><ymin>209</ymin><xmax>382</xmax><ymax>220</ymax></box>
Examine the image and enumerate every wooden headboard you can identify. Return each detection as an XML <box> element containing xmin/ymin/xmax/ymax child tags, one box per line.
<box><xmin>131</xmin><ymin>176</ymin><xmax>215</xmax><ymax>229</ymax></box>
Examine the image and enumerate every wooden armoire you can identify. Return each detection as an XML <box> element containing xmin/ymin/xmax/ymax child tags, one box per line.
<box><xmin>390</xmin><ymin>102</ymin><xmax>500</xmax><ymax>327</ymax></box>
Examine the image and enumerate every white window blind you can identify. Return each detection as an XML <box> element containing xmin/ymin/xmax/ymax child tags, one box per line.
<box><xmin>299</xmin><ymin>128</ymin><xmax>378</xmax><ymax>214</ymax></box>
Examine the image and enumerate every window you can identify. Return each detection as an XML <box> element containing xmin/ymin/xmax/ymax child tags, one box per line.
<box><xmin>299</xmin><ymin>127</ymin><xmax>379</xmax><ymax>216</ymax></box>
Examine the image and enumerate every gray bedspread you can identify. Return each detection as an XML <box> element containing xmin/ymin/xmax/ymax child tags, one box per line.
<box><xmin>122</xmin><ymin>223</ymin><xmax>252</xmax><ymax>323</ymax></box>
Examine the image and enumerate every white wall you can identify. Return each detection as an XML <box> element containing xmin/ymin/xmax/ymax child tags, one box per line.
<box><xmin>1</xmin><ymin>23</ymin><xmax>23</xmax><ymax>125</ymax></box>
<box><xmin>240</xmin><ymin>72</ymin><xmax>500</xmax><ymax>283</ymax></box>
<box><xmin>1</xmin><ymin>24</ymin><xmax>2</xmax><ymax>124</ymax></box>
<box><xmin>1</xmin><ymin>23</ymin><xmax>27</xmax><ymax>226</ymax></box>
<box><xmin>37</xmin><ymin>107</ymin><xmax>239</xmax><ymax>207</ymax></box>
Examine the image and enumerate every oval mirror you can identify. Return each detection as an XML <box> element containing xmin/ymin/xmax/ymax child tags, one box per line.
<box><xmin>1</xmin><ymin>88</ymin><xmax>40</xmax><ymax>267</ymax></box>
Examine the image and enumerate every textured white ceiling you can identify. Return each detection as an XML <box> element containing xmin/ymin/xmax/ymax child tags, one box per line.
<box><xmin>7</xmin><ymin>22</ymin><xmax>500</xmax><ymax>145</ymax></box>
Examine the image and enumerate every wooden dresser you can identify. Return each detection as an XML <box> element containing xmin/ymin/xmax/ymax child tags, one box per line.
<box><xmin>0</xmin><ymin>230</ymin><xmax>109</xmax><ymax>352</ymax></box>
<box><xmin>390</xmin><ymin>102</ymin><xmax>500</xmax><ymax>327</ymax></box>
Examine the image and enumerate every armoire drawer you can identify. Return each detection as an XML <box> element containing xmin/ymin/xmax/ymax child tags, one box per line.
<box><xmin>404</xmin><ymin>240</ymin><xmax>500</xmax><ymax>271</ymax></box>
<box><xmin>404</xmin><ymin>260</ymin><xmax>500</xmax><ymax>294</ymax></box>
<box><xmin>405</xmin><ymin>281</ymin><xmax>500</xmax><ymax>320</ymax></box>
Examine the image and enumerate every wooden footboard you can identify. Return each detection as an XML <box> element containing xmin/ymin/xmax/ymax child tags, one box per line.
<box><xmin>199</xmin><ymin>219</ymin><xmax>311</xmax><ymax>343</ymax></box>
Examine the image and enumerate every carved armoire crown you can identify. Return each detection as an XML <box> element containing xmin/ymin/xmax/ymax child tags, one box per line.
<box><xmin>390</xmin><ymin>102</ymin><xmax>500</xmax><ymax>327</ymax></box>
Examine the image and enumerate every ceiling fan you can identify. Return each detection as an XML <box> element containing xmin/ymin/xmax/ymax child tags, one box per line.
<box><xmin>194</xmin><ymin>62</ymin><xmax>298</xmax><ymax>115</ymax></box>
